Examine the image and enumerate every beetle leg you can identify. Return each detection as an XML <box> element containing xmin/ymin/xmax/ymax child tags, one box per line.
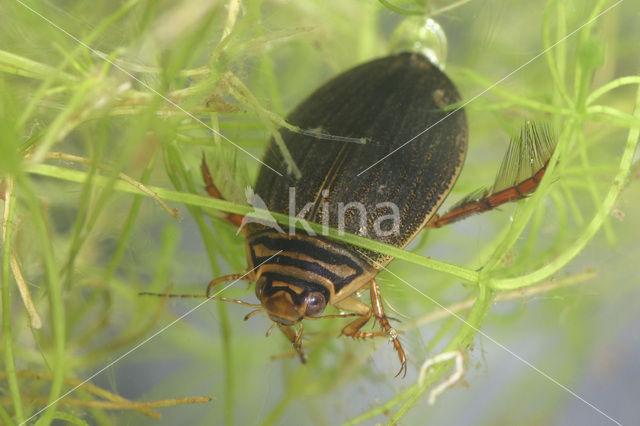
<box><xmin>426</xmin><ymin>122</ymin><xmax>555</xmax><ymax>229</ymax></box>
<box><xmin>335</xmin><ymin>281</ymin><xmax>407</xmax><ymax>377</ymax></box>
<box><xmin>278</xmin><ymin>323</ymin><xmax>307</xmax><ymax>364</ymax></box>
<box><xmin>333</xmin><ymin>296</ymin><xmax>374</xmax><ymax>336</ymax></box>
<box><xmin>369</xmin><ymin>279</ymin><xmax>407</xmax><ymax>377</ymax></box>
<box><xmin>335</xmin><ymin>293</ymin><xmax>389</xmax><ymax>339</ymax></box>
<box><xmin>201</xmin><ymin>154</ymin><xmax>244</xmax><ymax>228</ymax></box>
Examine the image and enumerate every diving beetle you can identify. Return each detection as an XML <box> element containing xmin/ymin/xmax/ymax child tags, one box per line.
<box><xmin>198</xmin><ymin>51</ymin><xmax>554</xmax><ymax>376</ymax></box>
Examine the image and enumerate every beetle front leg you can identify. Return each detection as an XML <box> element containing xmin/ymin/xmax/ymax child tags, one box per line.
<box><xmin>335</xmin><ymin>281</ymin><xmax>407</xmax><ymax>377</ymax></box>
<box><xmin>201</xmin><ymin>155</ymin><xmax>244</xmax><ymax>228</ymax></box>
<box><xmin>277</xmin><ymin>323</ymin><xmax>307</xmax><ymax>364</ymax></box>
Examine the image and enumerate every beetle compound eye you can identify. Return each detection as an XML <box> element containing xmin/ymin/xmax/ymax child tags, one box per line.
<box><xmin>255</xmin><ymin>276</ymin><xmax>268</xmax><ymax>300</ymax></box>
<box><xmin>304</xmin><ymin>292</ymin><xmax>327</xmax><ymax>317</ymax></box>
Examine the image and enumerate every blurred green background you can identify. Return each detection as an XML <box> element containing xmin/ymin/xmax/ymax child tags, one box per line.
<box><xmin>1</xmin><ymin>0</ymin><xmax>638</xmax><ymax>424</ymax></box>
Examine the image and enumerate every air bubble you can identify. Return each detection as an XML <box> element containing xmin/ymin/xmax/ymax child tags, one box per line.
<box><xmin>389</xmin><ymin>17</ymin><xmax>448</xmax><ymax>70</ymax></box>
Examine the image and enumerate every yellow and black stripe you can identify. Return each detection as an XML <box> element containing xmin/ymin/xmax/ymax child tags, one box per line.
<box><xmin>248</xmin><ymin>231</ymin><xmax>376</xmax><ymax>304</ymax></box>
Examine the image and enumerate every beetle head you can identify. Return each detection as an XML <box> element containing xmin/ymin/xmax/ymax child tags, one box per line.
<box><xmin>254</xmin><ymin>274</ymin><xmax>328</xmax><ymax>325</ymax></box>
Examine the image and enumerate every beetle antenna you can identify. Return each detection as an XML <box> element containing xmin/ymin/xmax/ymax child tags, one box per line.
<box><xmin>216</xmin><ymin>297</ymin><xmax>261</xmax><ymax>307</ymax></box>
<box><xmin>140</xmin><ymin>273</ymin><xmax>260</xmax><ymax>307</ymax></box>
<box><xmin>139</xmin><ymin>291</ymin><xmax>261</xmax><ymax>307</ymax></box>
<box><xmin>139</xmin><ymin>292</ymin><xmax>205</xmax><ymax>299</ymax></box>
<box><xmin>305</xmin><ymin>313</ymin><xmax>359</xmax><ymax>320</ymax></box>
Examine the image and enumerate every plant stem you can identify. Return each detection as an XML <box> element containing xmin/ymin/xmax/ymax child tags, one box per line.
<box><xmin>2</xmin><ymin>177</ymin><xmax>23</xmax><ymax>424</ymax></box>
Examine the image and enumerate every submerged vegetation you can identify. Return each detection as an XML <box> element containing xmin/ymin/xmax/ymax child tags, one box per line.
<box><xmin>1</xmin><ymin>0</ymin><xmax>638</xmax><ymax>424</ymax></box>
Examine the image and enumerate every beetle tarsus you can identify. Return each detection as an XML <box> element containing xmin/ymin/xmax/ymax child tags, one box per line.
<box><xmin>339</xmin><ymin>280</ymin><xmax>407</xmax><ymax>377</ymax></box>
<box><xmin>278</xmin><ymin>323</ymin><xmax>307</xmax><ymax>364</ymax></box>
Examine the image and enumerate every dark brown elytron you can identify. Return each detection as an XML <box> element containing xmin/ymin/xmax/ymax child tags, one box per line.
<box><xmin>198</xmin><ymin>52</ymin><xmax>553</xmax><ymax>376</ymax></box>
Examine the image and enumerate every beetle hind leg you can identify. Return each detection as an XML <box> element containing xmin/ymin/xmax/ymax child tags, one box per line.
<box><xmin>335</xmin><ymin>281</ymin><xmax>407</xmax><ymax>377</ymax></box>
<box><xmin>426</xmin><ymin>122</ymin><xmax>556</xmax><ymax>229</ymax></box>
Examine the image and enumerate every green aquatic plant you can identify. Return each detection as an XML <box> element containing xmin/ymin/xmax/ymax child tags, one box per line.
<box><xmin>1</xmin><ymin>0</ymin><xmax>638</xmax><ymax>425</ymax></box>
